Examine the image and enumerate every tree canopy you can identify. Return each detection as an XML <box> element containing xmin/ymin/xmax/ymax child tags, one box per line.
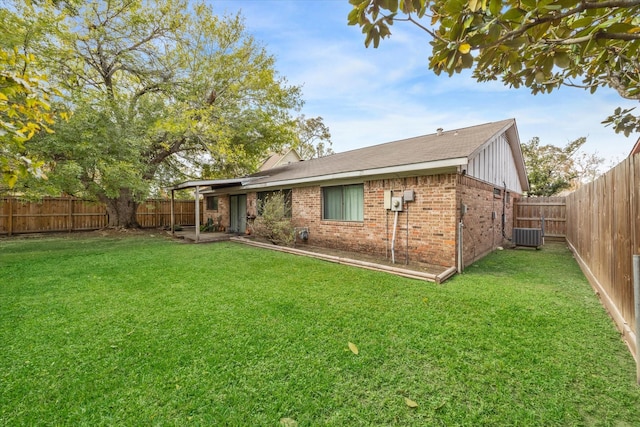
<box><xmin>348</xmin><ymin>0</ymin><xmax>640</xmax><ymax>135</ymax></box>
<box><xmin>0</xmin><ymin>3</ymin><xmax>66</xmax><ymax>189</ymax></box>
<box><xmin>11</xmin><ymin>0</ymin><xmax>303</xmax><ymax>226</ymax></box>
<box><xmin>293</xmin><ymin>115</ymin><xmax>334</xmax><ymax>160</ymax></box>
<box><xmin>521</xmin><ymin>136</ymin><xmax>604</xmax><ymax>196</ymax></box>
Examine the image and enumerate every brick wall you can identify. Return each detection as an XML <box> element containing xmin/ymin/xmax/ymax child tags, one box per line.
<box><xmin>204</xmin><ymin>173</ymin><xmax>517</xmax><ymax>269</ymax></box>
<box><xmin>290</xmin><ymin>174</ymin><xmax>459</xmax><ymax>267</ymax></box>
<box><xmin>457</xmin><ymin>175</ymin><xmax>515</xmax><ymax>266</ymax></box>
<box><xmin>203</xmin><ymin>194</ymin><xmax>230</xmax><ymax>231</ymax></box>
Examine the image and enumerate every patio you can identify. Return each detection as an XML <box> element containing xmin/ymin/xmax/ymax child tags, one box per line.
<box><xmin>170</xmin><ymin>226</ymin><xmax>232</xmax><ymax>243</ymax></box>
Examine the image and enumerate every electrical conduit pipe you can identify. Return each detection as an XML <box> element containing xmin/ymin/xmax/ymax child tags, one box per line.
<box><xmin>391</xmin><ymin>210</ymin><xmax>399</xmax><ymax>264</ymax></box>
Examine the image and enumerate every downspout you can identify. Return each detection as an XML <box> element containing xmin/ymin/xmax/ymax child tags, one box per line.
<box><xmin>501</xmin><ymin>181</ymin><xmax>509</xmax><ymax>241</ymax></box>
<box><xmin>458</xmin><ymin>220</ymin><xmax>464</xmax><ymax>273</ymax></box>
<box><xmin>458</xmin><ymin>198</ymin><xmax>466</xmax><ymax>273</ymax></box>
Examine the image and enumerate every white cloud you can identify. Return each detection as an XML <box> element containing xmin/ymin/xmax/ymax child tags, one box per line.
<box><xmin>209</xmin><ymin>0</ymin><xmax>639</xmax><ymax>165</ymax></box>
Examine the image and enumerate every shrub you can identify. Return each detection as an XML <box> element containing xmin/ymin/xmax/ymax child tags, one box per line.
<box><xmin>252</xmin><ymin>191</ymin><xmax>294</xmax><ymax>246</ymax></box>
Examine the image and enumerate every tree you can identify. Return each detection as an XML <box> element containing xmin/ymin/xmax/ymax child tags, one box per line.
<box><xmin>22</xmin><ymin>0</ymin><xmax>302</xmax><ymax>227</ymax></box>
<box><xmin>572</xmin><ymin>149</ymin><xmax>607</xmax><ymax>185</ymax></box>
<box><xmin>0</xmin><ymin>50</ymin><xmax>53</xmax><ymax>190</ymax></box>
<box><xmin>521</xmin><ymin>136</ymin><xmax>604</xmax><ymax>196</ymax></box>
<box><xmin>348</xmin><ymin>0</ymin><xmax>640</xmax><ymax>135</ymax></box>
<box><xmin>293</xmin><ymin>115</ymin><xmax>334</xmax><ymax>160</ymax></box>
<box><xmin>0</xmin><ymin>3</ymin><xmax>66</xmax><ymax>190</ymax></box>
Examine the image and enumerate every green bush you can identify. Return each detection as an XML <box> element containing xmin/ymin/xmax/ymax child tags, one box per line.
<box><xmin>200</xmin><ymin>217</ymin><xmax>214</xmax><ymax>232</ymax></box>
<box><xmin>252</xmin><ymin>191</ymin><xmax>294</xmax><ymax>246</ymax></box>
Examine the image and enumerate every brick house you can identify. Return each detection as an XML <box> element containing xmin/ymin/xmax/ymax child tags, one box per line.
<box><xmin>172</xmin><ymin>119</ymin><xmax>529</xmax><ymax>271</ymax></box>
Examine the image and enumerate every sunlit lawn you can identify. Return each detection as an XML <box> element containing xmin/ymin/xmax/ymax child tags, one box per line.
<box><xmin>1</xmin><ymin>234</ymin><xmax>639</xmax><ymax>426</ymax></box>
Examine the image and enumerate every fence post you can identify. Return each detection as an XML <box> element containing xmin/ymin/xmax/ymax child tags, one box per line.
<box><xmin>634</xmin><ymin>255</ymin><xmax>640</xmax><ymax>384</ymax></box>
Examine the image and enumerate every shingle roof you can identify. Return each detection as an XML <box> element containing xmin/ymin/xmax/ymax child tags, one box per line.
<box><xmin>247</xmin><ymin>119</ymin><xmax>516</xmax><ymax>186</ymax></box>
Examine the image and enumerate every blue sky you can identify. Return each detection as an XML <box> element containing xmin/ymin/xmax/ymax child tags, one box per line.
<box><xmin>211</xmin><ymin>0</ymin><xmax>638</xmax><ymax>166</ymax></box>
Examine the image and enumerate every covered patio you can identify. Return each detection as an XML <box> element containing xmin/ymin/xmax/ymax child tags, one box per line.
<box><xmin>168</xmin><ymin>178</ymin><xmax>251</xmax><ymax>243</ymax></box>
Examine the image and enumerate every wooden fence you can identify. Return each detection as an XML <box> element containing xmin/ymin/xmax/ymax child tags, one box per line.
<box><xmin>514</xmin><ymin>196</ymin><xmax>566</xmax><ymax>238</ymax></box>
<box><xmin>0</xmin><ymin>197</ymin><xmax>203</xmax><ymax>235</ymax></box>
<box><xmin>565</xmin><ymin>155</ymin><xmax>640</xmax><ymax>360</ymax></box>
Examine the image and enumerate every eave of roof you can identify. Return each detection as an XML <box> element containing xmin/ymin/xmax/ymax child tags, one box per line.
<box><xmin>244</xmin><ymin>157</ymin><xmax>467</xmax><ymax>189</ymax></box>
<box><xmin>630</xmin><ymin>137</ymin><xmax>640</xmax><ymax>157</ymax></box>
<box><xmin>170</xmin><ymin>118</ymin><xmax>529</xmax><ymax>193</ymax></box>
<box><xmin>245</xmin><ymin>119</ymin><xmax>523</xmax><ymax>188</ymax></box>
<box><xmin>169</xmin><ymin>178</ymin><xmax>250</xmax><ymax>191</ymax></box>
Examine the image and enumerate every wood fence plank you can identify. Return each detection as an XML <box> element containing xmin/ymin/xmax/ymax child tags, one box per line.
<box><xmin>566</xmin><ymin>156</ymin><xmax>638</xmax><ymax>360</ymax></box>
<box><xmin>514</xmin><ymin>197</ymin><xmax>566</xmax><ymax>238</ymax></box>
<box><xmin>0</xmin><ymin>197</ymin><xmax>201</xmax><ymax>235</ymax></box>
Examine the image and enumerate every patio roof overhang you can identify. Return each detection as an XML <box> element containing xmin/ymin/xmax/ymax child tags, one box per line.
<box><xmin>169</xmin><ymin>178</ymin><xmax>253</xmax><ymax>191</ymax></box>
<box><xmin>167</xmin><ymin>178</ymin><xmax>253</xmax><ymax>243</ymax></box>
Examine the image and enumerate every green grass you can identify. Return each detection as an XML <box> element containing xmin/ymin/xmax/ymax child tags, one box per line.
<box><xmin>1</xmin><ymin>234</ymin><xmax>639</xmax><ymax>426</ymax></box>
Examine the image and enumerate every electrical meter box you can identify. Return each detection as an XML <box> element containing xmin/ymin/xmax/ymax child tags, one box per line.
<box><xmin>383</xmin><ymin>190</ymin><xmax>392</xmax><ymax>210</ymax></box>
<box><xmin>391</xmin><ymin>196</ymin><xmax>404</xmax><ymax>212</ymax></box>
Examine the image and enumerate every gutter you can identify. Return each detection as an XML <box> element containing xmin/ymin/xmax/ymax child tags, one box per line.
<box><xmin>242</xmin><ymin>158</ymin><xmax>468</xmax><ymax>190</ymax></box>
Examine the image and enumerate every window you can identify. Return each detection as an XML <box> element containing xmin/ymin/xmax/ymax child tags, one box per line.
<box><xmin>322</xmin><ymin>184</ymin><xmax>364</xmax><ymax>221</ymax></box>
<box><xmin>257</xmin><ymin>190</ymin><xmax>292</xmax><ymax>218</ymax></box>
<box><xmin>206</xmin><ymin>196</ymin><xmax>219</xmax><ymax>210</ymax></box>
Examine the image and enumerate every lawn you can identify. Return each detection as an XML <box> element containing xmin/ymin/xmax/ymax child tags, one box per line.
<box><xmin>1</xmin><ymin>234</ymin><xmax>639</xmax><ymax>426</ymax></box>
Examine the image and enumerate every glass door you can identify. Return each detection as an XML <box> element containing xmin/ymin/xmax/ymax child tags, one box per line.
<box><xmin>229</xmin><ymin>195</ymin><xmax>247</xmax><ymax>234</ymax></box>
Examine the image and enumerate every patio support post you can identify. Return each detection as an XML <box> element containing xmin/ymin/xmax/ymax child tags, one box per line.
<box><xmin>170</xmin><ymin>190</ymin><xmax>176</xmax><ymax>234</ymax></box>
<box><xmin>195</xmin><ymin>185</ymin><xmax>200</xmax><ymax>243</ymax></box>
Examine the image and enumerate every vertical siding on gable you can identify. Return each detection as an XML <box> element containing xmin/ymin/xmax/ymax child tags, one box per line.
<box><xmin>280</xmin><ymin>150</ymin><xmax>301</xmax><ymax>165</ymax></box>
<box><xmin>467</xmin><ymin>134</ymin><xmax>523</xmax><ymax>193</ymax></box>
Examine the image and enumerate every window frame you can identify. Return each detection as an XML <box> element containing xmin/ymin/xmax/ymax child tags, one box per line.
<box><xmin>206</xmin><ymin>195</ymin><xmax>219</xmax><ymax>211</ymax></box>
<box><xmin>257</xmin><ymin>189</ymin><xmax>292</xmax><ymax>218</ymax></box>
<box><xmin>322</xmin><ymin>184</ymin><xmax>364</xmax><ymax>222</ymax></box>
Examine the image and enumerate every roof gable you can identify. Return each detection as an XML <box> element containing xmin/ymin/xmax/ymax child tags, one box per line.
<box><xmin>259</xmin><ymin>148</ymin><xmax>302</xmax><ymax>171</ymax></box>
<box><xmin>246</xmin><ymin>119</ymin><xmax>527</xmax><ymax>190</ymax></box>
<box><xmin>172</xmin><ymin>119</ymin><xmax>529</xmax><ymax>193</ymax></box>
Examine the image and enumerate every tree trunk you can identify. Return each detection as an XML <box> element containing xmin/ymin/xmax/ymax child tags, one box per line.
<box><xmin>101</xmin><ymin>188</ymin><xmax>141</xmax><ymax>228</ymax></box>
